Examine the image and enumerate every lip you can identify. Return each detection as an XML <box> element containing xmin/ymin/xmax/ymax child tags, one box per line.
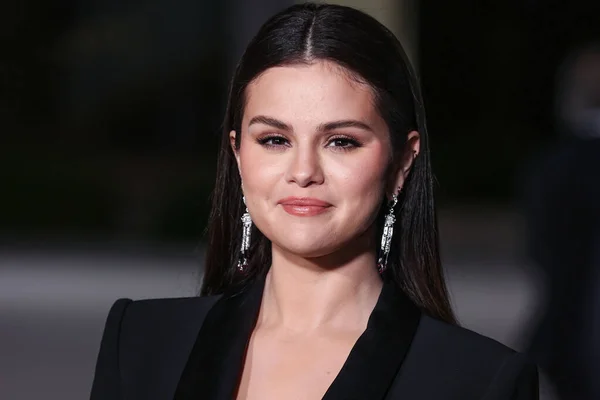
<box><xmin>278</xmin><ymin>197</ymin><xmax>332</xmax><ymax>216</ymax></box>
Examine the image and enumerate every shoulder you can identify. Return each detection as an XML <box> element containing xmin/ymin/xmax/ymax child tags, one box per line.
<box><xmin>115</xmin><ymin>295</ymin><xmax>221</xmax><ymax>322</ymax></box>
<box><xmin>96</xmin><ymin>295</ymin><xmax>222</xmax><ymax>359</ymax></box>
<box><xmin>395</xmin><ymin>315</ymin><xmax>538</xmax><ymax>399</ymax></box>
<box><xmin>100</xmin><ymin>295</ymin><xmax>222</xmax><ymax>341</ymax></box>
<box><xmin>417</xmin><ymin>315</ymin><xmax>516</xmax><ymax>359</ymax></box>
<box><xmin>101</xmin><ymin>294</ymin><xmax>221</xmax><ymax>321</ymax></box>
<box><xmin>91</xmin><ymin>295</ymin><xmax>222</xmax><ymax>398</ymax></box>
<box><xmin>414</xmin><ymin>315</ymin><xmax>534</xmax><ymax>372</ymax></box>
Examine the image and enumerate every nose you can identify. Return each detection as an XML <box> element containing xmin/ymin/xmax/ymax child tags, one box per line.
<box><xmin>284</xmin><ymin>145</ymin><xmax>324</xmax><ymax>187</ymax></box>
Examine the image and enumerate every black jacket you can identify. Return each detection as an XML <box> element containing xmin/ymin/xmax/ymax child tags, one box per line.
<box><xmin>90</xmin><ymin>277</ymin><xmax>538</xmax><ymax>399</ymax></box>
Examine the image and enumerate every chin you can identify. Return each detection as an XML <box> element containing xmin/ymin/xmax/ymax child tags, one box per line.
<box><xmin>271</xmin><ymin>235</ymin><xmax>337</xmax><ymax>259</ymax></box>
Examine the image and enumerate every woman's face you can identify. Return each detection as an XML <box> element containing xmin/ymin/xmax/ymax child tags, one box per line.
<box><xmin>231</xmin><ymin>61</ymin><xmax>417</xmax><ymax>259</ymax></box>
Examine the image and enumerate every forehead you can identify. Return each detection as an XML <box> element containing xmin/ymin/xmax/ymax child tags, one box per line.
<box><xmin>243</xmin><ymin>61</ymin><xmax>378</xmax><ymax>124</ymax></box>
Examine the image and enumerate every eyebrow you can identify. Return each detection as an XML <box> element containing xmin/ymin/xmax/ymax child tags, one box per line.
<box><xmin>317</xmin><ymin>119</ymin><xmax>373</xmax><ymax>132</ymax></box>
<box><xmin>248</xmin><ymin>115</ymin><xmax>373</xmax><ymax>133</ymax></box>
<box><xmin>248</xmin><ymin>115</ymin><xmax>291</xmax><ymax>131</ymax></box>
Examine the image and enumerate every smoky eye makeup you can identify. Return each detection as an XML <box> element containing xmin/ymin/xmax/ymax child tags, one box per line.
<box><xmin>256</xmin><ymin>133</ymin><xmax>290</xmax><ymax>149</ymax></box>
<box><xmin>254</xmin><ymin>131</ymin><xmax>366</xmax><ymax>151</ymax></box>
<box><xmin>325</xmin><ymin>134</ymin><xmax>363</xmax><ymax>150</ymax></box>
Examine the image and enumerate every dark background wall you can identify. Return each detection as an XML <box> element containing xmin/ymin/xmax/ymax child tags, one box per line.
<box><xmin>420</xmin><ymin>0</ymin><xmax>600</xmax><ymax>202</ymax></box>
<box><xmin>2</xmin><ymin>0</ymin><xmax>599</xmax><ymax>242</ymax></box>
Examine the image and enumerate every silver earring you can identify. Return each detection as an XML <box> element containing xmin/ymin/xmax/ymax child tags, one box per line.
<box><xmin>237</xmin><ymin>196</ymin><xmax>252</xmax><ymax>272</ymax></box>
<box><xmin>377</xmin><ymin>193</ymin><xmax>398</xmax><ymax>274</ymax></box>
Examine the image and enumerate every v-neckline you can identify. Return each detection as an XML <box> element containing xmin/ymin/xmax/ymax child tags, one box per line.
<box><xmin>174</xmin><ymin>275</ymin><xmax>421</xmax><ymax>400</ymax></box>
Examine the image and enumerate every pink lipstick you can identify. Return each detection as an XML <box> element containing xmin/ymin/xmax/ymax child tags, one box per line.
<box><xmin>278</xmin><ymin>197</ymin><xmax>332</xmax><ymax>217</ymax></box>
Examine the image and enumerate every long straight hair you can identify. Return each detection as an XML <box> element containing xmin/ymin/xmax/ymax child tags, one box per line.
<box><xmin>201</xmin><ymin>3</ymin><xmax>455</xmax><ymax>324</ymax></box>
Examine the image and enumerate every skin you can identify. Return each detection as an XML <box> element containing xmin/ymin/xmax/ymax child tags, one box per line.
<box><xmin>230</xmin><ymin>60</ymin><xmax>420</xmax><ymax>400</ymax></box>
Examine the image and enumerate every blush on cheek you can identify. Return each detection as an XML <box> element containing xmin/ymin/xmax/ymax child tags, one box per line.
<box><xmin>349</xmin><ymin>157</ymin><xmax>389</xmax><ymax>188</ymax></box>
<box><xmin>239</xmin><ymin>151</ymin><xmax>283</xmax><ymax>216</ymax></box>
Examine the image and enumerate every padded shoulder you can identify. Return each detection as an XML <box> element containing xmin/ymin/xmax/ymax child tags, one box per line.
<box><xmin>90</xmin><ymin>298</ymin><xmax>132</xmax><ymax>400</ymax></box>
<box><xmin>419</xmin><ymin>315</ymin><xmax>517</xmax><ymax>360</ymax></box>
<box><xmin>386</xmin><ymin>315</ymin><xmax>538</xmax><ymax>399</ymax></box>
<box><xmin>118</xmin><ymin>295</ymin><xmax>221</xmax><ymax>400</ymax></box>
<box><xmin>90</xmin><ymin>295</ymin><xmax>221</xmax><ymax>400</ymax></box>
<box><xmin>122</xmin><ymin>295</ymin><xmax>221</xmax><ymax>332</ymax></box>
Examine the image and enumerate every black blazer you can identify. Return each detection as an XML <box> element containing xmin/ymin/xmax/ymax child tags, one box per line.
<box><xmin>90</xmin><ymin>277</ymin><xmax>538</xmax><ymax>399</ymax></box>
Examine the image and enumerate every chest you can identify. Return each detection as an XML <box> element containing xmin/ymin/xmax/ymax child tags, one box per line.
<box><xmin>235</xmin><ymin>329</ymin><xmax>362</xmax><ymax>400</ymax></box>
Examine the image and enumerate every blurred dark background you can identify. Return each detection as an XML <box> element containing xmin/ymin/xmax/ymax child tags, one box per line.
<box><xmin>1</xmin><ymin>1</ymin><xmax>599</xmax><ymax>399</ymax></box>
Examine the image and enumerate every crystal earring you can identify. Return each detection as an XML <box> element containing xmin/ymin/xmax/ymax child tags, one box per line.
<box><xmin>237</xmin><ymin>196</ymin><xmax>252</xmax><ymax>272</ymax></box>
<box><xmin>376</xmin><ymin>193</ymin><xmax>398</xmax><ymax>274</ymax></box>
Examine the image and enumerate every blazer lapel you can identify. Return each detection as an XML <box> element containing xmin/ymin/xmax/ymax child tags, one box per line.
<box><xmin>322</xmin><ymin>280</ymin><xmax>422</xmax><ymax>400</ymax></box>
<box><xmin>174</xmin><ymin>278</ymin><xmax>265</xmax><ymax>400</ymax></box>
<box><xmin>172</xmin><ymin>277</ymin><xmax>420</xmax><ymax>400</ymax></box>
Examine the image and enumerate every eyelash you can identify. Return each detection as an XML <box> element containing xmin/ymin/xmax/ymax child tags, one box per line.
<box><xmin>257</xmin><ymin>134</ymin><xmax>362</xmax><ymax>151</ymax></box>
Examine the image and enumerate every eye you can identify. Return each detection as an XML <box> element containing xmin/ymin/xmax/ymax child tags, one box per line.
<box><xmin>326</xmin><ymin>136</ymin><xmax>361</xmax><ymax>150</ymax></box>
<box><xmin>257</xmin><ymin>135</ymin><xmax>290</xmax><ymax>148</ymax></box>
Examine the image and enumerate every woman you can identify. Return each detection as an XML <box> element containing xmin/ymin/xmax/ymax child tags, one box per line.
<box><xmin>91</xmin><ymin>3</ymin><xmax>538</xmax><ymax>399</ymax></box>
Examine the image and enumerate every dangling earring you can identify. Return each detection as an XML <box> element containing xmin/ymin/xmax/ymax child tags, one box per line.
<box><xmin>237</xmin><ymin>196</ymin><xmax>252</xmax><ymax>272</ymax></box>
<box><xmin>377</xmin><ymin>193</ymin><xmax>398</xmax><ymax>274</ymax></box>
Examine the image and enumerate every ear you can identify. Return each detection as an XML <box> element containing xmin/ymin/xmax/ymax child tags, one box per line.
<box><xmin>229</xmin><ymin>130</ymin><xmax>242</xmax><ymax>173</ymax></box>
<box><xmin>387</xmin><ymin>130</ymin><xmax>420</xmax><ymax>200</ymax></box>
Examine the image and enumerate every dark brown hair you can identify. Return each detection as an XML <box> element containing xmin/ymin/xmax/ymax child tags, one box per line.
<box><xmin>201</xmin><ymin>2</ymin><xmax>456</xmax><ymax>324</ymax></box>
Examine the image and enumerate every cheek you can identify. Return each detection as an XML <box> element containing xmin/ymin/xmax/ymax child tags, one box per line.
<box><xmin>238</xmin><ymin>140</ymin><xmax>280</xmax><ymax>199</ymax></box>
<box><xmin>330</xmin><ymin>150</ymin><xmax>389</xmax><ymax>201</ymax></box>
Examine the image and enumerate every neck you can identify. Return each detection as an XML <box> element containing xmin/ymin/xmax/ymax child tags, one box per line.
<box><xmin>258</xmin><ymin>238</ymin><xmax>383</xmax><ymax>333</ymax></box>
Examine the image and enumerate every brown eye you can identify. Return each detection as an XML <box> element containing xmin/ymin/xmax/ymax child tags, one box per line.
<box><xmin>257</xmin><ymin>135</ymin><xmax>290</xmax><ymax>148</ymax></box>
<box><xmin>326</xmin><ymin>137</ymin><xmax>361</xmax><ymax>149</ymax></box>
